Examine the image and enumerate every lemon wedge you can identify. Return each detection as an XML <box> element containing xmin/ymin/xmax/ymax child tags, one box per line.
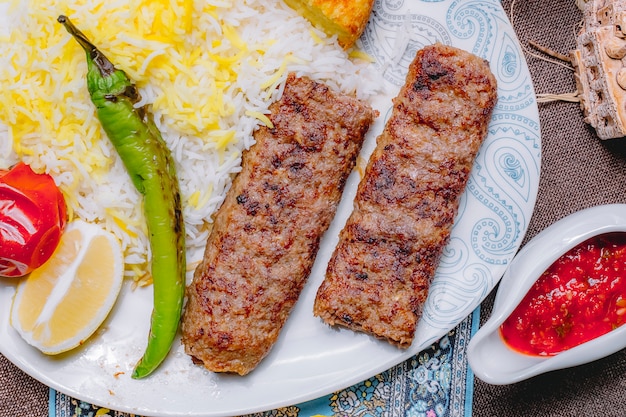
<box><xmin>10</xmin><ymin>219</ymin><xmax>124</xmax><ymax>355</ymax></box>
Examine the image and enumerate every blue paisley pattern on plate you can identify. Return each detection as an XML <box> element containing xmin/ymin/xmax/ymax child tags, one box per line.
<box><xmin>49</xmin><ymin>0</ymin><xmax>539</xmax><ymax>415</ymax></box>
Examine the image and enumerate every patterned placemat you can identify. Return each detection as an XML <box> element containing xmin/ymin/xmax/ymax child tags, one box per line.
<box><xmin>50</xmin><ymin>309</ymin><xmax>476</xmax><ymax>417</ymax></box>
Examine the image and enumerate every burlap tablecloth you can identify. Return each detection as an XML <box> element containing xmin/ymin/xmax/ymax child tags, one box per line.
<box><xmin>3</xmin><ymin>0</ymin><xmax>626</xmax><ymax>416</ymax></box>
<box><xmin>473</xmin><ymin>0</ymin><xmax>626</xmax><ymax>416</ymax></box>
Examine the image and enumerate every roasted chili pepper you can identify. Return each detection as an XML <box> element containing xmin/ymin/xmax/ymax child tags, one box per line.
<box><xmin>0</xmin><ymin>162</ymin><xmax>67</xmax><ymax>278</ymax></box>
<box><xmin>58</xmin><ymin>15</ymin><xmax>186</xmax><ymax>379</ymax></box>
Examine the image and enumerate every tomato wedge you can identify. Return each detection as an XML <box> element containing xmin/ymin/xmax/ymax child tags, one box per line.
<box><xmin>0</xmin><ymin>163</ymin><xmax>67</xmax><ymax>277</ymax></box>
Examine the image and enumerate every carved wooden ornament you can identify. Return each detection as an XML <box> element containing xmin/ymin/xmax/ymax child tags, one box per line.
<box><xmin>571</xmin><ymin>0</ymin><xmax>626</xmax><ymax>139</ymax></box>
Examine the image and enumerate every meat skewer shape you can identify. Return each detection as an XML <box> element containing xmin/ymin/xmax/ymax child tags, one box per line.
<box><xmin>313</xmin><ymin>43</ymin><xmax>498</xmax><ymax>347</ymax></box>
<box><xmin>181</xmin><ymin>74</ymin><xmax>376</xmax><ymax>375</ymax></box>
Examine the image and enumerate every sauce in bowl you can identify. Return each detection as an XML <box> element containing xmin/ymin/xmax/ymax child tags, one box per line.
<box><xmin>468</xmin><ymin>205</ymin><xmax>626</xmax><ymax>384</ymax></box>
<box><xmin>500</xmin><ymin>232</ymin><xmax>626</xmax><ymax>356</ymax></box>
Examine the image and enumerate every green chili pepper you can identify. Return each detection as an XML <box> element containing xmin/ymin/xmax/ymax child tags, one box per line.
<box><xmin>58</xmin><ymin>15</ymin><xmax>186</xmax><ymax>379</ymax></box>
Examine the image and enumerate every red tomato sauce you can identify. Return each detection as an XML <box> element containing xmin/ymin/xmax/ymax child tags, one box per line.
<box><xmin>500</xmin><ymin>232</ymin><xmax>626</xmax><ymax>356</ymax></box>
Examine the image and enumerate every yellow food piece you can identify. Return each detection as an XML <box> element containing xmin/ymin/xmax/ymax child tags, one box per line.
<box><xmin>10</xmin><ymin>220</ymin><xmax>124</xmax><ymax>355</ymax></box>
<box><xmin>283</xmin><ymin>0</ymin><xmax>374</xmax><ymax>48</ymax></box>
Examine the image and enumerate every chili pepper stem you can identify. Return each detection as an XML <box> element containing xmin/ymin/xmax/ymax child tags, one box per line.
<box><xmin>57</xmin><ymin>15</ymin><xmax>116</xmax><ymax>77</ymax></box>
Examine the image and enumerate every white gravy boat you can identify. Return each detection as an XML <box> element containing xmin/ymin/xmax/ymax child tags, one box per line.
<box><xmin>467</xmin><ymin>204</ymin><xmax>626</xmax><ymax>385</ymax></box>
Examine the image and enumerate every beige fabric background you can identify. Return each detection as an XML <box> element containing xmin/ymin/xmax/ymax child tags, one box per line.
<box><xmin>2</xmin><ymin>0</ymin><xmax>626</xmax><ymax>416</ymax></box>
<box><xmin>474</xmin><ymin>0</ymin><xmax>626</xmax><ymax>416</ymax></box>
<box><xmin>0</xmin><ymin>353</ymin><xmax>47</xmax><ymax>416</ymax></box>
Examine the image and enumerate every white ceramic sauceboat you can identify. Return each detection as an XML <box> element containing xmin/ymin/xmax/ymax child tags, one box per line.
<box><xmin>468</xmin><ymin>204</ymin><xmax>626</xmax><ymax>385</ymax></box>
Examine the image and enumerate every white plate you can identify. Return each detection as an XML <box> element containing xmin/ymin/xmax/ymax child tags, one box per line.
<box><xmin>0</xmin><ymin>0</ymin><xmax>541</xmax><ymax>415</ymax></box>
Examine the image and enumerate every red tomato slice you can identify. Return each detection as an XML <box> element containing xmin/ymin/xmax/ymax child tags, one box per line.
<box><xmin>0</xmin><ymin>163</ymin><xmax>67</xmax><ymax>277</ymax></box>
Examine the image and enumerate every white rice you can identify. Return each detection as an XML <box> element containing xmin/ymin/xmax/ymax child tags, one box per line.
<box><xmin>0</xmin><ymin>0</ymin><xmax>380</xmax><ymax>282</ymax></box>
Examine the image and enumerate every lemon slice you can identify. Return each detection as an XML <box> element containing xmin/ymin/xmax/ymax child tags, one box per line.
<box><xmin>10</xmin><ymin>219</ymin><xmax>124</xmax><ymax>355</ymax></box>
